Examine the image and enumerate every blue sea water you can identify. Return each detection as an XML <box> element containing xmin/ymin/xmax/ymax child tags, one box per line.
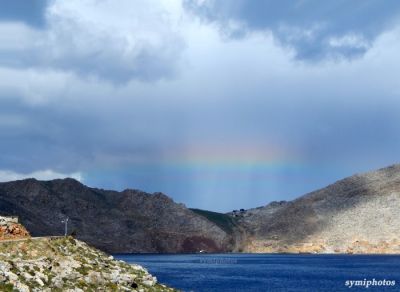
<box><xmin>114</xmin><ymin>253</ymin><xmax>400</xmax><ymax>292</ymax></box>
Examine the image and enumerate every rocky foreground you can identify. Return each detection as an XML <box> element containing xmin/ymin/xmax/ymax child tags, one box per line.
<box><xmin>0</xmin><ymin>236</ymin><xmax>176</xmax><ymax>291</ymax></box>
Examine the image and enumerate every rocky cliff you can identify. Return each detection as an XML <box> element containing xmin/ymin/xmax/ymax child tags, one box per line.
<box><xmin>235</xmin><ymin>164</ymin><xmax>400</xmax><ymax>253</ymax></box>
<box><xmin>0</xmin><ymin>236</ymin><xmax>176</xmax><ymax>291</ymax></box>
<box><xmin>0</xmin><ymin>179</ymin><xmax>232</xmax><ymax>253</ymax></box>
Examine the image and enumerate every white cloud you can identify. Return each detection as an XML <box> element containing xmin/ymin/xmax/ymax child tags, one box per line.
<box><xmin>328</xmin><ymin>34</ymin><xmax>370</xmax><ymax>50</ymax></box>
<box><xmin>0</xmin><ymin>22</ymin><xmax>40</xmax><ymax>51</ymax></box>
<box><xmin>0</xmin><ymin>0</ymin><xmax>185</xmax><ymax>82</ymax></box>
<box><xmin>0</xmin><ymin>169</ymin><xmax>83</xmax><ymax>182</ymax></box>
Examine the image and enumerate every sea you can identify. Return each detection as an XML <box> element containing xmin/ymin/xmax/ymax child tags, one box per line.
<box><xmin>113</xmin><ymin>253</ymin><xmax>400</xmax><ymax>291</ymax></box>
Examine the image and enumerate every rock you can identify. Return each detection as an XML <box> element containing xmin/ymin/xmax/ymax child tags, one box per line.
<box><xmin>86</xmin><ymin>271</ymin><xmax>106</xmax><ymax>285</ymax></box>
<box><xmin>35</xmin><ymin>277</ymin><xmax>45</xmax><ymax>286</ymax></box>
<box><xmin>5</xmin><ymin>271</ymin><xmax>18</xmax><ymax>281</ymax></box>
<box><xmin>142</xmin><ymin>274</ymin><xmax>157</xmax><ymax>286</ymax></box>
<box><xmin>110</xmin><ymin>270</ymin><xmax>120</xmax><ymax>283</ymax></box>
<box><xmin>14</xmin><ymin>282</ymin><xmax>30</xmax><ymax>292</ymax></box>
<box><xmin>22</xmin><ymin>272</ymin><xmax>33</xmax><ymax>280</ymax></box>
<box><xmin>142</xmin><ymin>280</ymin><xmax>155</xmax><ymax>287</ymax></box>
<box><xmin>0</xmin><ymin>235</ymin><xmax>177</xmax><ymax>291</ymax></box>
<box><xmin>0</xmin><ymin>216</ymin><xmax>30</xmax><ymax>240</ymax></box>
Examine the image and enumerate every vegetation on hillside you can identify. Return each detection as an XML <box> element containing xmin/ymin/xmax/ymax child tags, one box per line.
<box><xmin>0</xmin><ymin>237</ymin><xmax>176</xmax><ymax>291</ymax></box>
<box><xmin>190</xmin><ymin>208</ymin><xmax>238</xmax><ymax>235</ymax></box>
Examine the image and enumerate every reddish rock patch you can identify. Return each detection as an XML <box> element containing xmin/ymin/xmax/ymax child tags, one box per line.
<box><xmin>0</xmin><ymin>222</ymin><xmax>30</xmax><ymax>240</ymax></box>
<box><xmin>181</xmin><ymin>236</ymin><xmax>220</xmax><ymax>253</ymax></box>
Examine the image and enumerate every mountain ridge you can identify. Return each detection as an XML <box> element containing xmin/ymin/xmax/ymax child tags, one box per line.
<box><xmin>0</xmin><ymin>178</ymin><xmax>233</xmax><ymax>253</ymax></box>
<box><xmin>1</xmin><ymin>163</ymin><xmax>400</xmax><ymax>254</ymax></box>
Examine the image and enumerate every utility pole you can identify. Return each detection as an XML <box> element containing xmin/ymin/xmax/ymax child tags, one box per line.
<box><xmin>61</xmin><ymin>217</ymin><xmax>69</xmax><ymax>237</ymax></box>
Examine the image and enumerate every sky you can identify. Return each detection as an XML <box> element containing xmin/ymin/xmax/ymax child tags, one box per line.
<box><xmin>1</xmin><ymin>0</ymin><xmax>400</xmax><ymax>212</ymax></box>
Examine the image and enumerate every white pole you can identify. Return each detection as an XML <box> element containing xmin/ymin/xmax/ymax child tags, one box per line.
<box><xmin>62</xmin><ymin>217</ymin><xmax>69</xmax><ymax>236</ymax></box>
<box><xmin>65</xmin><ymin>217</ymin><xmax>68</xmax><ymax>236</ymax></box>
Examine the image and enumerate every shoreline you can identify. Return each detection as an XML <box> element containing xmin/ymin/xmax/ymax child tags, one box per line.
<box><xmin>112</xmin><ymin>251</ymin><xmax>400</xmax><ymax>256</ymax></box>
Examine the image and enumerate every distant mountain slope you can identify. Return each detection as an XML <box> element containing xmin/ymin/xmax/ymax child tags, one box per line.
<box><xmin>0</xmin><ymin>178</ymin><xmax>232</xmax><ymax>253</ymax></box>
<box><xmin>236</xmin><ymin>164</ymin><xmax>400</xmax><ymax>253</ymax></box>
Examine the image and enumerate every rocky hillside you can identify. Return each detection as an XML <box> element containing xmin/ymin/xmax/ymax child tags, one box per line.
<box><xmin>0</xmin><ymin>179</ymin><xmax>232</xmax><ymax>253</ymax></box>
<box><xmin>0</xmin><ymin>236</ymin><xmax>176</xmax><ymax>291</ymax></box>
<box><xmin>235</xmin><ymin>164</ymin><xmax>400</xmax><ymax>253</ymax></box>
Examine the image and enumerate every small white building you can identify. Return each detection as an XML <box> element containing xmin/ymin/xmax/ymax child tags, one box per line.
<box><xmin>0</xmin><ymin>215</ymin><xmax>19</xmax><ymax>225</ymax></box>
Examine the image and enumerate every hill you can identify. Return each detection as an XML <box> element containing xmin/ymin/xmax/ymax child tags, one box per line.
<box><xmin>0</xmin><ymin>178</ymin><xmax>232</xmax><ymax>253</ymax></box>
<box><xmin>0</xmin><ymin>236</ymin><xmax>176</xmax><ymax>291</ymax></box>
<box><xmin>235</xmin><ymin>164</ymin><xmax>400</xmax><ymax>253</ymax></box>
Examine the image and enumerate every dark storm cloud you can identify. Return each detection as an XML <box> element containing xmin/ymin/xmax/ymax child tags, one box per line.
<box><xmin>0</xmin><ymin>90</ymin><xmax>185</xmax><ymax>174</ymax></box>
<box><xmin>0</xmin><ymin>0</ymin><xmax>48</xmax><ymax>27</ymax></box>
<box><xmin>184</xmin><ymin>0</ymin><xmax>400</xmax><ymax>60</ymax></box>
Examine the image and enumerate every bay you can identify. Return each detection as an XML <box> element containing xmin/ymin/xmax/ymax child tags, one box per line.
<box><xmin>114</xmin><ymin>253</ymin><xmax>400</xmax><ymax>291</ymax></box>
